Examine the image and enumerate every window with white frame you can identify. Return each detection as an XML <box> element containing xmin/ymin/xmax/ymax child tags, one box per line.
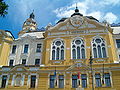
<box><xmin>36</xmin><ymin>43</ymin><xmax>42</xmax><ymax>53</ymax></box>
<box><xmin>104</xmin><ymin>73</ymin><xmax>111</xmax><ymax>87</ymax></box>
<box><xmin>51</xmin><ymin>40</ymin><xmax>64</xmax><ymax>60</ymax></box>
<box><xmin>1</xmin><ymin>75</ymin><xmax>7</xmax><ymax>88</ymax></box>
<box><xmin>58</xmin><ymin>75</ymin><xmax>64</xmax><ymax>88</ymax></box>
<box><xmin>23</xmin><ymin>44</ymin><xmax>29</xmax><ymax>53</ymax></box>
<box><xmin>30</xmin><ymin>75</ymin><xmax>36</xmax><ymax>88</ymax></box>
<box><xmin>72</xmin><ymin>38</ymin><xmax>85</xmax><ymax>59</ymax></box>
<box><xmin>92</xmin><ymin>37</ymin><xmax>107</xmax><ymax>58</ymax></box>
<box><xmin>11</xmin><ymin>45</ymin><xmax>17</xmax><ymax>54</ymax></box>
<box><xmin>81</xmin><ymin>74</ymin><xmax>87</xmax><ymax>88</ymax></box>
<box><xmin>72</xmin><ymin>75</ymin><xmax>78</xmax><ymax>88</ymax></box>
<box><xmin>49</xmin><ymin>75</ymin><xmax>55</xmax><ymax>88</ymax></box>
<box><xmin>22</xmin><ymin>59</ymin><xmax>26</xmax><ymax>65</ymax></box>
<box><xmin>9</xmin><ymin>59</ymin><xmax>14</xmax><ymax>66</ymax></box>
<box><xmin>95</xmin><ymin>73</ymin><xmax>102</xmax><ymax>87</ymax></box>
<box><xmin>116</xmin><ymin>39</ymin><xmax>120</xmax><ymax>48</ymax></box>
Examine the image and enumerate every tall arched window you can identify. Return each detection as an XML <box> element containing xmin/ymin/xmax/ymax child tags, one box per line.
<box><xmin>51</xmin><ymin>39</ymin><xmax>64</xmax><ymax>60</ymax></box>
<box><xmin>92</xmin><ymin>37</ymin><xmax>107</xmax><ymax>58</ymax></box>
<box><xmin>72</xmin><ymin>38</ymin><xmax>85</xmax><ymax>59</ymax></box>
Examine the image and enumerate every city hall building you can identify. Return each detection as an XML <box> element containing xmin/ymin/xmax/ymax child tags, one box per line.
<box><xmin>0</xmin><ymin>7</ymin><xmax>120</xmax><ymax>90</ymax></box>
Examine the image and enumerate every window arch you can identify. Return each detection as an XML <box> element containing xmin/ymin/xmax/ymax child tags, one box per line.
<box><xmin>71</xmin><ymin>38</ymin><xmax>85</xmax><ymax>59</ymax></box>
<box><xmin>92</xmin><ymin>37</ymin><xmax>107</xmax><ymax>58</ymax></box>
<box><xmin>51</xmin><ymin>39</ymin><xmax>64</xmax><ymax>60</ymax></box>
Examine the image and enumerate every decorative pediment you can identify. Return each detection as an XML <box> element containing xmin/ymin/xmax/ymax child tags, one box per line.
<box><xmin>10</xmin><ymin>65</ymin><xmax>27</xmax><ymax>72</ymax></box>
<box><xmin>65</xmin><ymin>63</ymin><xmax>89</xmax><ymax>71</ymax></box>
<box><xmin>52</xmin><ymin>15</ymin><xmax>106</xmax><ymax>32</ymax></box>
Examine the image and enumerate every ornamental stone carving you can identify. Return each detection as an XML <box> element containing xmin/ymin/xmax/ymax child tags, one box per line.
<box><xmin>70</xmin><ymin>15</ymin><xmax>84</xmax><ymax>27</ymax></box>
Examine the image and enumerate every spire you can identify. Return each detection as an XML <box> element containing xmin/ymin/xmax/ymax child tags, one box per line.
<box><xmin>75</xmin><ymin>3</ymin><xmax>79</xmax><ymax>13</ymax></box>
<box><xmin>71</xmin><ymin>4</ymin><xmax>83</xmax><ymax>17</ymax></box>
<box><xmin>30</xmin><ymin>10</ymin><xmax>35</xmax><ymax>19</ymax></box>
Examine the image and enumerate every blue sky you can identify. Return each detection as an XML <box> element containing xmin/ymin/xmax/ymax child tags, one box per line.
<box><xmin>0</xmin><ymin>0</ymin><xmax>120</xmax><ymax>38</ymax></box>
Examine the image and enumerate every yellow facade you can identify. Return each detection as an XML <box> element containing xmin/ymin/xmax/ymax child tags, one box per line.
<box><xmin>1</xmin><ymin>9</ymin><xmax>120</xmax><ymax>90</ymax></box>
<box><xmin>0</xmin><ymin>30</ymin><xmax>14</xmax><ymax>66</ymax></box>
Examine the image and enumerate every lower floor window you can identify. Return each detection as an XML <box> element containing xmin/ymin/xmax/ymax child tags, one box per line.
<box><xmin>58</xmin><ymin>75</ymin><xmax>64</xmax><ymax>88</ymax></box>
<box><xmin>104</xmin><ymin>73</ymin><xmax>111</xmax><ymax>87</ymax></box>
<box><xmin>1</xmin><ymin>75</ymin><xmax>7</xmax><ymax>88</ymax></box>
<box><xmin>30</xmin><ymin>75</ymin><xmax>36</xmax><ymax>88</ymax></box>
<box><xmin>72</xmin><ymin>75</ymin><xmax>78</xmax><ymax>88</ymax></box>
<box><xmin>50</xmin><ymin>75</ymin><xmax>64</xmax><ymax>88</ymax></box>
<box><xmin>50</xmin><ymin>75</ymin><xmax>55</xmax><ymax>88</ymax></box>
<box><xmin>81</xmin><ymin>74</ymin><xmax>87</xmax><ymax>88</ymax></box>
<box><xmin>95</xmin><ymin>74</ymin><xmax>102</xmax><ymax>87</ymax></box>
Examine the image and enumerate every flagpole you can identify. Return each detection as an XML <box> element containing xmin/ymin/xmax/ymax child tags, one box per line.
<box><xmin>54</xmin><ymin>66</ymin><xmax>57</xmax><ymax>88</ymax></box>
<box><xmin>89</xmin><ymin>50</ymin><xmax>94</xmax><ymax>90</ymax></box>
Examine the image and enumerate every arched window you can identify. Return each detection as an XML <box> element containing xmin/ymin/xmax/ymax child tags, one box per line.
<box><xmin>51</xmin><ymin>40</ymin><xmax>64</xmax><ymax>60</ymax></box>
<box><xmin>72</xmin><ymin>38</ymin><xmax>85</xmax><ymax>59</ymax></box>
<box><xmin>92</xmin><ymin>37</ymin><xmax>107</xmax><ymax>58</ymax></box>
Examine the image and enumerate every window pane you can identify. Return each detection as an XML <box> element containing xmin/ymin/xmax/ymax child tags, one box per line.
<box><xmin>1</xmin><ymin>75</ymin><xmax>7</xmax><ymax>88</ymax></box>
<box><xmin>104</xmin><ymin>73</ymin><xmax>111</xmax><ymax>87</ymax></box>
<box><xmin>72</xmin><ymin>49</ymin><xmax>76</xmax><ymax>59</ymax></box>
<box><xmin>81</xmin><ymin>48</ymin><xmax>85</xmax><ymax>59</ymax></box>
<box><xmin>12</xmin><ymin>45</ymin><xmax>16</xmax><ymax>54</ymax></box>
<box><xmin>59</xmin><ymin>75</ymin><xmax>64</xmax><ymax>88</ymax></box>
<box><xmin>22</xmin><ymin>59</ymin><xmax>26</xmax><ymax>65</ymax></box>
<box><xmin>98</xmin><ymin>45</ymin><xmax>102</xmax><ymax>58</ymax></box>
<box><xmin>72</xmin><ymin>75</ymin><xmax>78</xmax><ymax>88</ymax></box>
<box><xmin>95</xmin><ymin>39</ymin><xmax>101</xmax><ymax>43</ymax></box>
<box><xmin>93</xmin><ymin>48</ymin><xmax>97</xmax><ymax>58</ymax></box>
<box><xmin>24</xmin><ymin>44</ymin><xmax>29</xmax><ymax>53</ymax></box>
<box><xmin>50</xmin><ymin>75</ymin><xmax>55</xmax><ymax>88</ymax></box>
<box><xmin>77</xmin><ymin>47</ymin><xmax>80</xmax><ymax>59</ymax></box>
<box><xmin>30</xmin><ymin>75</ymin><xmax>36</xmax><ymax>88</ymax></box>
<box><xmin>95</xmin><ymin>74</ymin><xmax>101</xmax><ymax>87</ymax></box>
<box><xmin>81</xmin><ymin>74</ymin><xmax>87</xmax><ymax>88</ymax></box>
<box><xmin>56</xmin><ymin>48</ymin><xmax>60</xmax><ymax>60</ymax></box>
<box><xmin>116</xmin><ymin>39</ymin><xmax>120</xmax><ymax>48</ymax></box>
<box><xmin>55</xmin><ymin>41</ymin><xmax>61</xmax><ymax>46</ymax></box>
<box><xmin>75</xmin><ymin>40</ymin><xmax>81</xmax><ymax>45</ymax></box>
<box><xmin>102</xmin><ymin>47</ymin><xmax>107</xmax><ymax>58</ymax></box>
<box><xmin>9</xmin><ymin>60</ymin><xmax>14</xmax><ymax>66</ymax></box>
<box><xmin>35</xmin><ymin>59</ymin><xmax>40</xmax><ymax>65</ymax></box>
<box><xmin>52</xmin><ymin>50</ymin><xmax>55</xmax><ymax>60</ymax></box>
<box><xmin>61</xmin><ymin>50</ymin><xmax>64</xmax><ymax>60</ymax></box>
<box><xmin>36</xmin><ymin>44</ymin><xmax>41</xmax><ymax>53</ymax></box>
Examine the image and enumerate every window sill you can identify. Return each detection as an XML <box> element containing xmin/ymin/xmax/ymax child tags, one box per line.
<box><xmin>49</xmin><ymin>60</ymin><xmax>65</xmax><ymax>65</ymax></box>
<box><xmin>48</xmin><ymin>88</ymin><xmax>64</xmax><ymax>89</ymax></box>
<box><xmin>95</xmin><ymin>86</ymin><xmax>111</xmax><ymax>88</ymax></box>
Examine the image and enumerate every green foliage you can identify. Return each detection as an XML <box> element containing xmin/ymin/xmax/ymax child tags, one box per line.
<box><xmin>0</xmin><ymin>0</ymin><xmax>8</xmax><ymax>17</ymax></box>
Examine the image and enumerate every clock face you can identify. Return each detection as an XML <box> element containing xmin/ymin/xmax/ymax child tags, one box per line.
<box><xmin>26</xmin><ymin>22</ymin><xmax>31</xmax><ymax>25</ymax></box>
<box><xmin>70</xmin><ymin>15</ymin><xmax>84</xmax><ymax>27</ymax></box>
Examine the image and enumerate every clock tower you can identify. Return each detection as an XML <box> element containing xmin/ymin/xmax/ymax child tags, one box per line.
<box><xmin>18</xmin><ymin>12</ymin><xmax>37</xmax><ymax>36</ymax></box>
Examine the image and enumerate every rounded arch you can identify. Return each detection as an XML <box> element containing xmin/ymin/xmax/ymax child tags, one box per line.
<box><xmin>71</xmin><ymin>37</ymin><xmax>85</xmax><ymax>59</ymax></box>
<box><xmin>92</xmin><ymin>36</ymin><xmax>107</xmax><ymax>58</ymax></box>
<box><xmin>51</xmin><ymin>38</ymin><xmax>65</xmax><ymax>60</ymax></box>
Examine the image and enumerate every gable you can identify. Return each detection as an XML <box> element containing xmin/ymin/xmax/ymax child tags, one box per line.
<box><xmin>10</xmin><ymin>65</ymin><xmax>27</xmax><ymax>72</ymax></box>
<box><xmin>45</xmin><ymin>15</ymin><xmax>109</xmax><ymax>37</ymax></box>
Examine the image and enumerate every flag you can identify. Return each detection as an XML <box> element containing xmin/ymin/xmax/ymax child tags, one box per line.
<box><xmin>54</xmin><ymin>68</ymin><xmax>57</xmax><ymax>87</ymax></box>
<box><xmin>77</xmin><ymin>71</ymin><xmax>81</xmax><ymax>86</ymax></box>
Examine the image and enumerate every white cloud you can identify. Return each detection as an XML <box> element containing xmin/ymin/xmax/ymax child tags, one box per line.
<box><xmin>104</xmin><ymin>12</ymin><xmax>118</xmax><ymax>23</ymax></box>
<box><xmin>100</xmin><ymin>0</ymin><xmax>120</xmax><ymax>6</ymax></box>
<box><xmin>87</xmin><ymin>11</ymin><xmax>102</xmax><ymax>20</ymax></box>
<box><xmin>53</xmin><ymin>0</ymin><xmax>118</xmax><ymax>24</ymax></box>
<box><xmin>53</xmin><ymin>2</ymin><xmax>88</xmax><ymax>18</ymax></box>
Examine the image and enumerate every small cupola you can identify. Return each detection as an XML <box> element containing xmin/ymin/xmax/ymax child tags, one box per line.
<box><xmin>71</xmin><ymin>6</ymin><xmax>83</xmax><ymax>17</ymax></box>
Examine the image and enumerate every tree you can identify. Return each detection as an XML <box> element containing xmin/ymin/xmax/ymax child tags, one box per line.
<box><xmin>0</xmin><ymin>0</ymin><xmax>8</xmax><ymax>17</ymax></box>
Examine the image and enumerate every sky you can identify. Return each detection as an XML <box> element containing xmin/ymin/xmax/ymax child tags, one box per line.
<box><xmin>0</xmin><ymin>0</ymin><xmax>120</xmax><ymax>38</ymax></box>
